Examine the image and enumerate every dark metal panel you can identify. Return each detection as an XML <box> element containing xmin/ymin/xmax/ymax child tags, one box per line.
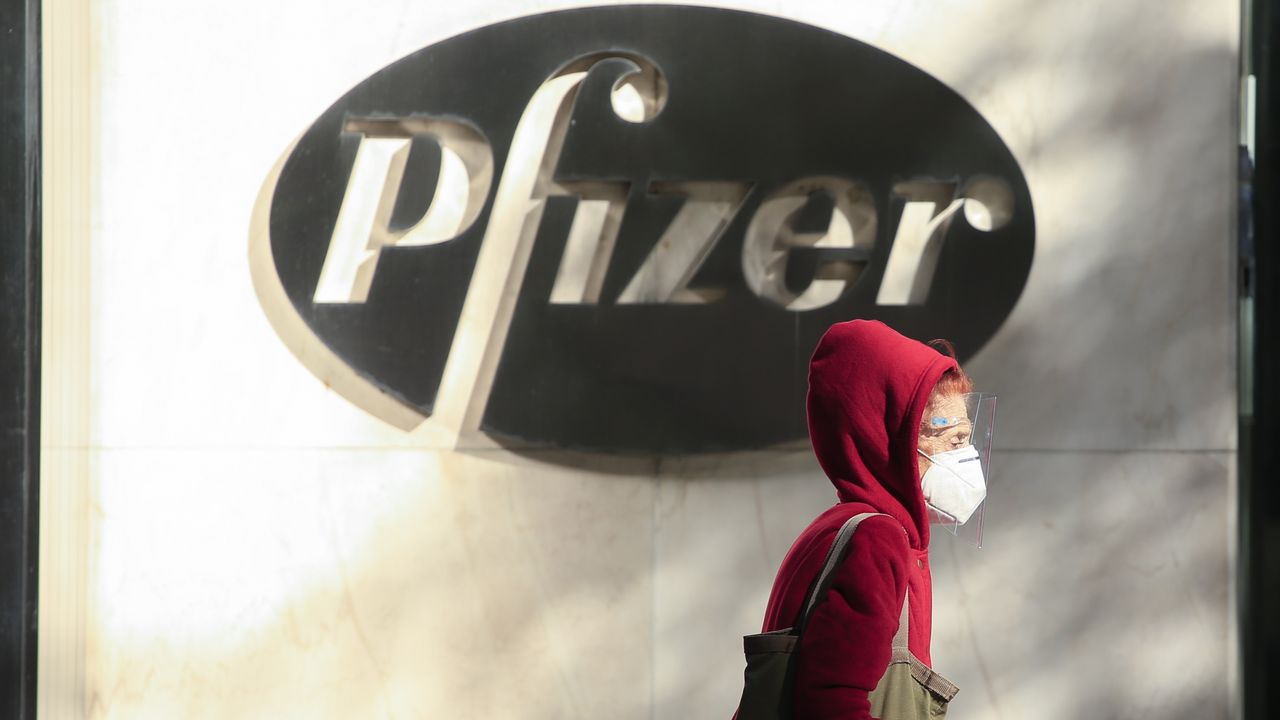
<box><xmin>0</xmin><ymin>0</ymin><xmax>39</xmax><ymax>715</ymax></box>
<box><xmin>1245</xmin><ymin>0</ymin><xmax>1278</xmax><ymax>718</ymax></box>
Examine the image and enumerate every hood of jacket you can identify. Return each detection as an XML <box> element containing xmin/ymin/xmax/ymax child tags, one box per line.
<box><xmin>806</xmin><ymin>320</ymin><xmax>957</xmax><ymax>550</ymax></box>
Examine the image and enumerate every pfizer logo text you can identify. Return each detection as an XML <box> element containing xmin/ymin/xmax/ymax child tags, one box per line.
<box><xmin>258</xmin><ymin>6</ymin><xmax>1035</xmax><ymax>453</ymax></box>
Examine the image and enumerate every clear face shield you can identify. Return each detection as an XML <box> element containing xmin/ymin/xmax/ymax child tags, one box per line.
<box><xmin>917</xmin><ymin>392</ymin><xmax>997</xmax><ymax>548</ymax></box>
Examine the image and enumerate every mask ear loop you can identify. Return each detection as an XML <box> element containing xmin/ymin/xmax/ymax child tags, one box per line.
<box><xmin>916</xmin><ymin>448</ymin><xmax>936</xmax><ymax>480</ymax></box>
<box><xmin>918</xmin><ymin>447</ymin><xmax>976</xmax><ymax>483</ymax></box>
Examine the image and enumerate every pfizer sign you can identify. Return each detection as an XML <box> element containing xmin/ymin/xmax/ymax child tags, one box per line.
<box><xmin>254</xmin><ymin>6</ymin><xmax>1034</xmax><ymax>453</ymax></box>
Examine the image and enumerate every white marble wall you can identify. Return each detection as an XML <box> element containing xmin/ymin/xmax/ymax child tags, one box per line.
<box><xmin>53</xmin><ymin>0</ymin><xmax>1237</xmax><ymax>718</ymax></box>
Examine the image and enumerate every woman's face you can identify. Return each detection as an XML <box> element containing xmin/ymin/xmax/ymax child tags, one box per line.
<box><xmin>917</xmin><ymin>393</ymin><xmax>971</xmax><ymax>479</ymax></box>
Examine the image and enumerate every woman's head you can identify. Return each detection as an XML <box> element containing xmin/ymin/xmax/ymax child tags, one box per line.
<box><xmin>805</xmin><ymin>320</ymin><xmax>964</xmax><ymax>548</ymax></box>
<box><xmin>917</xmin><ymin>341</ymin><xmax>973</xmax><ymax>480</ymax></box>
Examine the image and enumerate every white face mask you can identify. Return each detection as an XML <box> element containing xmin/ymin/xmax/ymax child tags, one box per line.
<box><xmin>917</xmin><ymin>445</ymin><xmax>986</xmax><ymax>525</ymax></box>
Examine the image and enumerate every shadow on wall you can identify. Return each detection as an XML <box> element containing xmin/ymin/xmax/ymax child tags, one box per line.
<box><xmin>88</xmin><ymin>449</ymin><xmax>663</xmax><ymax>719</ymax></box>
<box><xmin>646</xmin><ymin>451</ymin><xmax>1231</xmax><ymax>720</ymax></box>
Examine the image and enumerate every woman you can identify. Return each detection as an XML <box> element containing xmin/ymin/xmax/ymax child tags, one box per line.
<box><xmin>752</xmin><ymin>319</ymin><xmax>979</xmax><ymax>719</ymax></box>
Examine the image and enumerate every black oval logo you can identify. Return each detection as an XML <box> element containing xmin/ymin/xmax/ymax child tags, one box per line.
<box><xmin>253</xmin><ymin>5</ymin><xmax>1034</xmax><ymax>453</ymax></box>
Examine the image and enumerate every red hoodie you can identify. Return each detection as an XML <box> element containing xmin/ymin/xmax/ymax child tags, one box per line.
<box><xmin>760</xmin><ymin>320</ymin><xmax>956</xmax><ymax>719</ymax></box>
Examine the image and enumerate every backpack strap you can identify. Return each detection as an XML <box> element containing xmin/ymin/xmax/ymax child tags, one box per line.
<box><xmin>891</xmin><ymin>588</ymin><xmax>910</xmax><ymax>650</ymax></box>
<box><xmin>796</xmin><ymin>512</ymin><xmax>884</xmax><ymax>634</ymax></box>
